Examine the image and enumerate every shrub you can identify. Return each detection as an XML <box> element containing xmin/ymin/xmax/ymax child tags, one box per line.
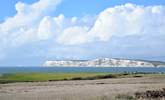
<box><xmin>135</xmin><ymin>88</ymin><xmax>165</xmax><ymax>99</ymax></box>
<box><xmin>115</xmin><ymin>94</ymin><xmax>136</xmax><ymax>100</ymax></box>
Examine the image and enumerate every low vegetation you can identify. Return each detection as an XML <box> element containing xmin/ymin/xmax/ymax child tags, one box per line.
<box><xmin>135</xmin><ymin>88</ymin><xmax>165</xmax><ymax>99</ymax></box>
<box><xmin>115</xmin><ymin>94</ymin><xmax>136</xmax><ymax>100</ymax></box>
<box><xmin>0</xmin><ymin>72</ymin><xmax>164</xmax><ymax>84</ymax></box>
<box><xmin>114</xmin><ymin>88</ymin><xmax>165</xmax><ymax>100</ymax></box>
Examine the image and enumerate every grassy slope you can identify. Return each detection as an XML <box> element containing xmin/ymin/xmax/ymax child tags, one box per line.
<box><xmin>0</xmin><ymin>72</ymin><xmax>165</xmax><ymax>84</ymax></box>
<box><xmin>0</xmin><ymin>73</ymin><xmax>113</xmax><ymax>83</ymax></box>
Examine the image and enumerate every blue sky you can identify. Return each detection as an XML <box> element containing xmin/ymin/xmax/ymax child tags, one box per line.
<box><xmin>0</xmin><ymin>0</ymin><xmax>165</xmax><ymax>66</ymax></box>
<box><xmin>1</xmin><ymin>0</ymin><xmax>165</xmax><ymax>20</ymax></box>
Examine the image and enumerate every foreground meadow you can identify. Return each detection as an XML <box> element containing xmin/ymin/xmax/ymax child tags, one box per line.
<box><xmin>0</xmin><ymin>73</ymin><xmax>165</xmax><ymax>100</ymax></box>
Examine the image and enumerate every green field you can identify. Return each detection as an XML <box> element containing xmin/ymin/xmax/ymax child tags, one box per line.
<box><xmin>0</xmin><ymin>72</ymin><xmax>164</xmax><ymax>84</ymax></box>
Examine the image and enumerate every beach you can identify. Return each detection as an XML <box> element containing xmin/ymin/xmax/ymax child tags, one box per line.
<box><xmin>0</xmin><ymin>75</ymin><xmax>165</xmax><ymax>100</ymax></box>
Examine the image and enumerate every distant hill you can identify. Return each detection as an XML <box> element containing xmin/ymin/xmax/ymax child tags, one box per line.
<box><xmin>43</xmin><ymin>58</ymin><xmax>165</xmax><ymax>67</ymax></box>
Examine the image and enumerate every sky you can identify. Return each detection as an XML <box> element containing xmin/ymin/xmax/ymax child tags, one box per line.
<box><xmin>0</xmin><ymin>0</ymin><xmax>165</xmax><ymax>66</ymax></box>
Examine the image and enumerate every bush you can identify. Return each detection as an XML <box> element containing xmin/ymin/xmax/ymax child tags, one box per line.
<box><xmin>135</xmin><ymin>88</ymin><xmax>165</xmax><ymax>99</ymax></box>
<box><xmin>71</xmin><ymin>77</ymin><xmax>83</xmax><ymax>80</ymax></box>
<box><xmin>133</xmin><ymin>75</ymin><xmax>142</xmax><ymax>78</ymax></box>
<box><xmin>115</xmin><ymin>94</ymin><xmax>136</xmax><ymax>100</ymax></box>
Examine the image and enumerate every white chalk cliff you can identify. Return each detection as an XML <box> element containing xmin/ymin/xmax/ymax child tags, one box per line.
<box><xmin>43</xmin><ymin>58</ymin><xmax>165</xmax><ymax>67</ymax></box>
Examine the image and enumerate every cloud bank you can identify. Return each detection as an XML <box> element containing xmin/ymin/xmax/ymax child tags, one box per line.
<box><xmin>0</xmin><ymin>0</ymin><xmax>61</xmax><ymax>47</ymax></box>
<box><xmin>0</xmin><ymin>0</ymin><xmax>165</xmax><ymax>65</ymax></box>
<box><xmin>58</xmin><ymin>3</ymin><xmax>165</xmax><ymax>44</ymax></box>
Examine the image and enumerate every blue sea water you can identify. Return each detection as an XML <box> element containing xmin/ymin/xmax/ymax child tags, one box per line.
<box><xmin>0</xmin><ymin>67</ymin><xmax>165</xmax><ymax>74</ymax></box>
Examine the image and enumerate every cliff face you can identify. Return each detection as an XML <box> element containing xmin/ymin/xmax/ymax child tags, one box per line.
<box><xmin>43</xmin><ymin>58</ymin><xmax>165</xmax><ymax>67</ymax></box>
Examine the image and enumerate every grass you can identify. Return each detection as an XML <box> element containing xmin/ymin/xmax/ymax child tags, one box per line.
<box><xmin>0</xmin><ymin>72</ymin><xmax>165</xmax><ymax>84</ymax></box>
<box><xmin>0</xmin><ymin>73</ymin><xmax>115</xmax><ymax>84</ymax></box>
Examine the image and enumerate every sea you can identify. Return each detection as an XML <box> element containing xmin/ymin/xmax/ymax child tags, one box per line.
<box><xmin>0</xmin><ymin>67</ymin><xmax>165</xmax><ymax>74</ymax></box>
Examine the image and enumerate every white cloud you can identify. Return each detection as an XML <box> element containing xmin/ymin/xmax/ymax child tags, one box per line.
<box><xmin>90</xmin><ymin>3</ymin><xmax>165</xmax><ymax>40</ymax></box>
<box><xmin>38</xmin><ymin>16</ymin><xmax>54</xmax><ymax>40</ymax></box>
<box><xmin>57</xmin><ymin>26</ymin><xmax>89</xmax><ymax>45</ymax></box>
<box><xmin>57</xmin><ymin>3</ymin><xmax>165</xmax><ymax>44</ymax></box>
<box><xmin>0</xmin><ymin>0</ymin><xmax>62</xmax><ymax>47</ymax></box>
<box><xmin>53</xmin><ymin>14</ymin><xmax>65</xmax><ymax>31</ymax></box>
